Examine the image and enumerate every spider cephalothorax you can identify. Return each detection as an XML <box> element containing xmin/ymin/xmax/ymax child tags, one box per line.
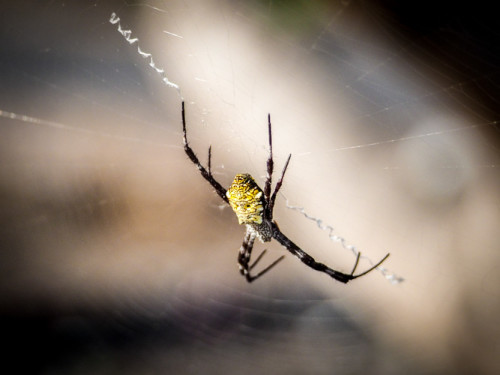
<box><xmin>181</xmin><ymin>101</ymin><xmax>389</xmax><ymax>283</ymax></box>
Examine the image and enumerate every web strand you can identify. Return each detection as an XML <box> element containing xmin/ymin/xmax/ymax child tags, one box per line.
<box><xmin>109</xmin><ymin>12</ymin><xmax>182</xmax><ymax>98</ymax></box>
<box><xmin>281</xmin><ymin>194</ymin><xmax>405</xmax><ymax>284</ymax></box>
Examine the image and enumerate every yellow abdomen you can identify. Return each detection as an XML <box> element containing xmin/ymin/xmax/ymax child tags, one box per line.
<box><xmin>226</xmin><ymin>174</ymin><xmax>265</xmax><ymax>225</ymax></box>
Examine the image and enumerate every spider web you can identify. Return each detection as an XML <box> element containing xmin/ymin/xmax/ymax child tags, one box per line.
<box><xmin>1</xmin><ymin>1</ymin><xmax>499</xmax><ymax>374</ymax></box>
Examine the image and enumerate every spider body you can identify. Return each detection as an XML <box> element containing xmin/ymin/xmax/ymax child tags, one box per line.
<box><xmin>181</xmin><ymin>101</ymin><xmax>389</xmax><ymax>283</ymax></box>
<box><xmin>227</xmin><ymin>173</ymin><xmax>273</xmax><ymax>243</ymax></box>
<box><xmin>227</xmin><ymin>174</ymin><xmax>265</xmax><ymax>226</ymax></box>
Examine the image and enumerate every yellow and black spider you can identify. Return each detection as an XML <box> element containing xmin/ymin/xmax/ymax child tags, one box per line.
<box><xmin>181</xmin><ymin>102</ymin><xmax>389</xmax><ymax>283</ymax></box>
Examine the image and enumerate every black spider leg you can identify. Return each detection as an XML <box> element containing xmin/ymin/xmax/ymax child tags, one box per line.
<box><xmin>181</xmin><ymin>101</ymin><xmax>228</xmax><ymax>203</ymax></box>
<box><xmin>238</xmin><ymin>230</ymin><xmax>285</xmax><ymax>283</ymax></box>
<box><xmin>268</xmin><ymin>154</ymin><xmax>291</xmax><ymax>219</ymax></box>
<box><xmin>271</xmin><ymin>222</ymin><xmax>390</xmax><ymax>284</ymax></box>
<box><xmin>263</xmin><ymin>113</ymin><xmax>274</xmax><ymax>207</ymax></box>
<box><xmin>263</xmin><ymin>114</ymin><xmax>292</xmax><ymax>220</ymax></box>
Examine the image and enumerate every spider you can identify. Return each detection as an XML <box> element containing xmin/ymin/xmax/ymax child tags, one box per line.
<box><xmin>181</xmin><ymin>101</ymin><xmax>390</xmax><ymax>283</ymax></box>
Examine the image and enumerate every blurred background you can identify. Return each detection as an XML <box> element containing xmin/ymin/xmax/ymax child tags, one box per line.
<box><xmin>1</xmin><ymin>0</ymin><xmax>499</xmax><ymax>374</ymax></box>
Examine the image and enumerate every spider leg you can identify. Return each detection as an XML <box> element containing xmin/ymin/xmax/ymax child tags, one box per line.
<box><xmin>349</xmin><ymin>253</ymin><xmax>390</xmax><ymax>279</ymax></box>
<box><xmin>238</xmin><ymin>229</ymin><xmax>285</xmax><ymax>283</ymax></box>
<box><xmin>271</xmin><ymin>222</ymin><xmax>390</xmax><ymax>284</ymax></box>
<box><xmin>248</xmin><ymin>248</ymin><xmax>268</xmax><ymax>271</ymax></box>
<box><xmin>263</xmin><ymin>113</ymin><xmax>292</xmax><ymax>220</ymax></box>
<box><xmin>268</xmin><ymin>153</ymin><xmax>291</xmax><ymax>218</ymax></box>
<box><xmin>207</xmin><ymin>145</ymin><xmax>212</xmax><ymax>175</ymax></box>
<box><xmin>249</xmin><ymin>253</ymin><xmax>285</xmax><ymax>281</ymax></box>
<box><xmin>264</xmin><ymin>113</ymin><xmax>274</xmax><ymax>203</ymax></box>
<box><xmin>181</xmin><ymin>101</ymin><xmax>228</xmax><ymax>203</ymax></box>
<box><xmin>349</xmin><ymin>252</ymin><xmax>361</xmax><ymax>275</ymax></box>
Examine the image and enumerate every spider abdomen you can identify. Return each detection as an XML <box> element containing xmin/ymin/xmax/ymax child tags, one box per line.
<box><xmin>226</xmin><ymin>173</ymin><xmax>265</xmax><ymax>225</ymax></box>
